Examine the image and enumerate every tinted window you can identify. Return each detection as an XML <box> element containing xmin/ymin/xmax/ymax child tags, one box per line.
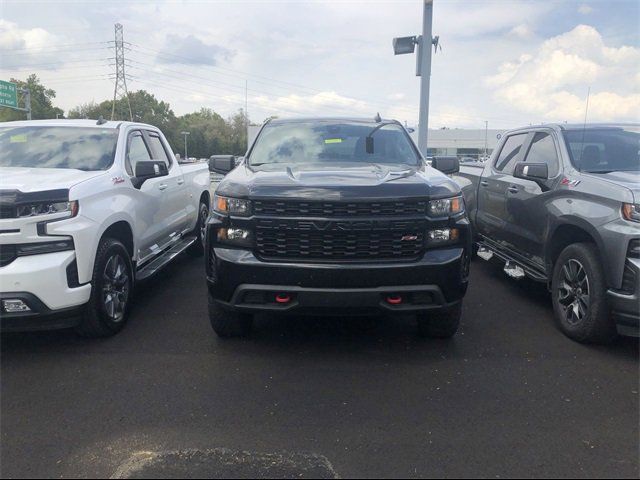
<box><xmin>0</xmin><ymin>126</ymin><xmax>118</xmax><ymax>170</ymax></box>
<box><xmin>127</xmin><ymin>133</ymin><xmax>152</xmax><ymax>175</ymax></box>
<box><xmin>249</xmin><ymin>121</ymin><xmax>419</xmax><ymax>167</ymax></box>
<box><xmin>494</xmin><ymin>133</ymin><xmax>527</xmax><ymax>173</ymax></box>
<box><xmin>146</xmin><ymin>133</ymin><xmax>171</xmax><ymax>167</ymax></box>
<box><xmin>563</xmin><ymin>127</ymin><xmax>640</xmax><ymax>173</ymax></box>
<box><xmin>525</xmin><ymin>132</ymin><xmax>560</xmax><ymax>177</ymax></box>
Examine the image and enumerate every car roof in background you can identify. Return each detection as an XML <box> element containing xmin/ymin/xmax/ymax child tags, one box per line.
<box><xmin>266</xmin><ymin>117</ymin><xmax>398</xmax><ymax>126</ymax></box>
<box><xmin>0</xmin><ymin>119</ymin><xmax>157</xmax><ymax>130</ymax></box>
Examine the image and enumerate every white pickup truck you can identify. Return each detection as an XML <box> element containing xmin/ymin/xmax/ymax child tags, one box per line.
<box><xmin>0</xmin><ymin>119</ymin><xmax>211</xmax><ymax>336</ymax></box>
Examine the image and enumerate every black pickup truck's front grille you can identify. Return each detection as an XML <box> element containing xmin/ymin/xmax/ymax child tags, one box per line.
<box><xmin>255</xmin><ymin>227</ymin><xmax>424</xmax><ymax>261</ymax></box>
<box><xmin>253</xmin><ymin>199</ymin><xmax>428</xmax><ymax>217</ymax></box>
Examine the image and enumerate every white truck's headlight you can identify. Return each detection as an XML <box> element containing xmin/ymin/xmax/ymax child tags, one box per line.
<box><xmin>214</xmin><ymin>195</ymin><xmax>251</xmax><ymax>216</ymax></box>
<box><xmin>428</xmin><ymin>196</ymin><xmax>464</xmax><ymax>217</ymax></box>
<box><xmin>16</xmin><ymin>200</ymin><xmax>78</xmax><ymax>218</ymax></box>
<box><xmin>622</xmin><ymin>203</ymin><xmax>640</xmax><ymax>223</ymax></box>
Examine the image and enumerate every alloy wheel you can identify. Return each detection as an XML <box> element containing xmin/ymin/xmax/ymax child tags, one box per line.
<box><xmin>102</xmin><ymin>253</ymin><xmax>130</xmax><ymax>322</ymax></box>
<box><xmin>557</xmin><ymin>258</ymin><xmax>590</xmax><ymax>326</ymax></box>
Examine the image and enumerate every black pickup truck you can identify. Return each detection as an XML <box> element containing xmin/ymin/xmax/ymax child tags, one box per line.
<box><xmin>454</xmin><ymin>123</ymin><xmax>639</xmax><ymax>343</ymax></box>
<box><xmin>206</xmin><ymin>117</ymin><xmax>471</xmax><ymax>338</ymax></box>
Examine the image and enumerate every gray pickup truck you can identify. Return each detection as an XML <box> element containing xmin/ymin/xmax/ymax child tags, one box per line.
<box><xmin>449</xmin><ymin>123</ymin><xmax>639</xmax><ymax>343</ymax></box>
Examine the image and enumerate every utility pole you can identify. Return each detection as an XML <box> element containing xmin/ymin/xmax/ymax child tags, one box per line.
<box><xmin>393</xmin><ymin>0</ymin><xmax>437</xmax><ymax>156</ymax></box>
<box><xmin>181</xmin><ymin>131</ymin><xmax>190</xmax><ymax>160</ymax></box>
<box><xmin>484</xmin><ymin>120</ymin><xmax>488</xmax><ymax>159</ymax></box>
<box><xmin>111</xmin><ymin>23</ymin><xmax>133</xmax><ymax>121</ymax></box>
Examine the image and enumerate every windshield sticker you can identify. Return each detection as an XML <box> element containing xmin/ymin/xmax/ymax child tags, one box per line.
<box><xmin>10</xmin><ymin>134</ymin><xmax>27</xmax><ymax>143</ymax></box>
<box><xmin>324</xmin><ymin>138</ymin><xmax>343</xmax><ymax>144</ymax></box>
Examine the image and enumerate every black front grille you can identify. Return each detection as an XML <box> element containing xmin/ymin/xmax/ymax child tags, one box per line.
<box><xmin>253</xmin><ymin>199</ymin><xmax>428</xmax><ymax>217</ymax></box>
<box><xmin>0</xmin><ymin>205</ymin><xmax>16</xmax><ymax>219</ymax></box>
<box><xmin>256</xmin><ymin>228</ymin><xmax>424</xmax><ymax>261</ymax></box>
<box><xmin>0</xmin><ymin>244</ymin><xmax>17</xmax><ymax>267</ymax></box>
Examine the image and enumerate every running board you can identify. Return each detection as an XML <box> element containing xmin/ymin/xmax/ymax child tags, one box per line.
<box><xmin>476</xmin><ymin>241</ymin><xmax>548</xmax><ymax>283</ymax></box>
<box><xmin>136</xmin><ymin>235</ymin><xmax>197</xmax><ymax>281</ymax></box>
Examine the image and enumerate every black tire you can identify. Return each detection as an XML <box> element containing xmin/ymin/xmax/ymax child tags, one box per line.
<box><xmin>417</xmin><ymin>303</ymin><xmax>462</xmax><ymax>338</ymax></box>
<box><xmin>187</xmin><ymin>200</ymin><xmax>209</xmax><ymax>257</ymax></box>
<box><xmin>551</xmin><ymin>242</ymin><xmax>616</xmax><ymax>344</ymax></box>
<box><xmin>208</xmin><ymin>293</ymin><xmax>253</xmax><ymax>338</ymax></box>
<box><xmin>75</xmin><ymin>238</ymin><xmax>134</xmax><ymax>338</ymax></box>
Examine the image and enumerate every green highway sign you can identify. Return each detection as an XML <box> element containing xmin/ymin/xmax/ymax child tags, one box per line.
<box><xmin>0</xmin><ymin>80</ymin><xmax>18</xmax><ymax>109</ymax></box>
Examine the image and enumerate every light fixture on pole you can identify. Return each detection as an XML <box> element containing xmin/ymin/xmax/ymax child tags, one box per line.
<box><xmin>181</xmin><ymin>131</ymin><xmax>190</xmax><ymax>160</ymax></box>
<box><xmin>393</xmin><ymin>0</ymin><xmax>439</xmax><ymax>156</ymax></box>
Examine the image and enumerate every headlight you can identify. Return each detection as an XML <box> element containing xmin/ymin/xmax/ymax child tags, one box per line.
<box><xmin>426</xmin><ymin>228</ymin><xmax>460</xmax><ymax>245</ymax></box>
<box><xmin>214</xmin><ymin>195</ymin><xmax>251</xmax><ymax>216</ymax></box>
<box><xmin>428</xmin><ymin>196</ymin><xmax>464</xmax><ymax>217</ymax></box>
<box><xmin>16</xmin><ymin>200</ymin><xmax>78</xmax><ymax>218</ymax></box>
<box><xmin>622</xmin><ymin>203</ymin><xmax>640</xmax><ymax>223</ymax></box>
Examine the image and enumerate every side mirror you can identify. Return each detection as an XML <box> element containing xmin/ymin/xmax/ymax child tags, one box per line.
<box><xmin>209</xmin><ymin>155</ymin><xmax>236</xmax><ymax>174</ymax></box>
<box><xmin>132</xmin><ymin>160</ymin><xmax>168</xmax><ymax>188</ymax></box>
<box><xmin>431</xmin><ymin>156</ymin><xmax>460</xmax><ymax>175</ymax></box>
<box><xmin>513</xmin><ymin>162</ymin><xmax>548</xmax><ymax>181</ymax></box>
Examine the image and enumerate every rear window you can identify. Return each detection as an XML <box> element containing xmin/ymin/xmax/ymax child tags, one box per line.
<box><xmin>0</xmin><ymin>126</ymin><xmax>118</xmax><ymax>171</ymax></box>
<box><xmin>248</xmin><ymin>121</ymin><xmax>420</xmax><ymax>167</ymax></box>
<box><xmin>563</xmin><ymin>127</ymin><xmax>640</xmax><ymax>173</ymax></box>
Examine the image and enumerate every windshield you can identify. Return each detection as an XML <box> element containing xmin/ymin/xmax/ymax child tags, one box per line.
<box><xmin>0</xmin><ymin>126</ymin><xmax>119</xmax><ymax>171</ymax></box>
<box><xmin>563</xmin><ymin>126</ymin><xmax>640</xmax><ymax>173</ymax></box>
<box><xmin>248</xmin><ymin>121</ymin><xmax>420</xmax><ymax>168</ymax></box>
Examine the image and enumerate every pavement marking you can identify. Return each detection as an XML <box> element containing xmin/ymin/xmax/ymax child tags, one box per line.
<box><xmin>110</xmin><ymin>447</ymin><xmax>340</xmax><ymax>479</ymax></box>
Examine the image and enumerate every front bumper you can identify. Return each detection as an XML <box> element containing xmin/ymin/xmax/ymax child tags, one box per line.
<box><xmin>207</xmin><ymin>246</ymin><xmax>469</xmax><ymax>315</ymax></box>
<box><xmin>0</xmin><ymin>251</ymin><xmax>91</xmax><ymax>331</ymax></box>
<box><xmin>607</xmin><ymin>257</ymin><xmax>640</xmax><ymax>337</ymax></box>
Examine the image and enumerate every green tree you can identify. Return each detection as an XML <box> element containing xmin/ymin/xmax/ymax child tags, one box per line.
<box><xmin>0</xmin><ymin>74</ymin><xmax>64</xmax><ymax>121</ymax></box>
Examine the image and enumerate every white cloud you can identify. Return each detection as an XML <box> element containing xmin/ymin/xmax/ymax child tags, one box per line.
<box><xmin>578</xmin><ymin>4</ymin><xmax>594</xmax><ymax>15</ymax></box>
<box><xmin>484</xmin><ymin>25</ymin><xmax>640</xmax><ymax>122</ymax></box>
<box><xmin>0</xmin><ymin>19</ymin><xmax>56</xmax><ymax>51</ymax></box>
<box><xmin>508</xmin><ymin>24</ymin><xmax>534</xmax><ymax>39</ymax></box>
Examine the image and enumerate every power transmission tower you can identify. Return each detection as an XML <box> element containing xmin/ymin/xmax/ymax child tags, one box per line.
<box><xmin>111</xmin><ymin>23</ymin><xmax>133</xmax><ymax>121</ymax></box>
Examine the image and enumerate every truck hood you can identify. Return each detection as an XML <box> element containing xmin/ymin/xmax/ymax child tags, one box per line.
<box><xmin>0</xmin><ymin>167</ymin><xmax>106</xmax><ymax>192</ymax></box>
<box><xmin>583</xmin><ymin>171</ymin><xmax>640</xmax><ymax>203</ymax></box>
<box><xmin>217</xmin><ymin>162</ymin><xmax>461</xmax><ymax>200</ymax></box>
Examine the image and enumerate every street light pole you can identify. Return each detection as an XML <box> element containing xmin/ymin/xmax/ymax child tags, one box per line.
<box><xmin>417</xmin><ymin>0</ymin><xmax>433</xmax><ymax>155</ymax></box>
<box><xmin>393</xmin><ymin>0</ymin><xmax>436</xmax><ymax>156</ymax></box>
<box><xmin>181</xmin><ymin>131</ymin><xmax>190</xmax><ymax>160</ymax></box>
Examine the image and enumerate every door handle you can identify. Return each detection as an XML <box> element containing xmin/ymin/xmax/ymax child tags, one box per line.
<box><xmin>507</xmin><ymin>185</ymin><xmax>519</xmax><ymax>194</ymax></box>
<box><xmin>177</xmin><ymin>179</ymin><xmax>185</xmax><ymax>185</ymax></box>
<box><xmin>158</xmin><ymin>183</ymin><xmax>168</xmax><ymax>191</ymax></box>
<box><xmin>480</xmin><ymin>180</ymin><xmax>489</xmax><ymax>187</ymax></box>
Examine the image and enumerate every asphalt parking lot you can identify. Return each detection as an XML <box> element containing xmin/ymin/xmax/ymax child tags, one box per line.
<box><xmin>1</xmin><ymin>256</ymin><xmax>638</xmax><ymax>479</ymax></box>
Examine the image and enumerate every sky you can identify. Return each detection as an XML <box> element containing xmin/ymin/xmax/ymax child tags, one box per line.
<box><xmin>1</xmin><ymin>0</ymin><xmax>639</xmax><ymax>129</ymax></box>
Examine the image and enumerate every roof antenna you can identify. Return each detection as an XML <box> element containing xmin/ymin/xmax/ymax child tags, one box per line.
<box><xmin>577</xmin><ymin>86</ymin><xmax>591</xmax><ymax>171</ymax></box>
<box><xmin>374</xmin><ymin>112</ymin><xmax>382</xmax><ymax>123</ymax></box>
<box><xmin>96</xmin><ymin>115</ymin><xmax>107</xmax><ymax>125</ymax></box>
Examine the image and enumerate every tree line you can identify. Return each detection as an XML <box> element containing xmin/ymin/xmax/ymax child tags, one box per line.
<box><xmin>0</xmin><ymin>74</ymin><xmax>250</xmax><ymax>158</ymax></box>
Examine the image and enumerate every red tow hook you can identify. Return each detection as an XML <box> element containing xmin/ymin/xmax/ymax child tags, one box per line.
<box><xmin>275</xmin><ymin>293</ymin><xmax>291</xmax><ymax>304</ymax></box>
<box><xmin>386</xmin><ymin>295</ymin><xmax>403</xmax><ymax>305</ymax></box>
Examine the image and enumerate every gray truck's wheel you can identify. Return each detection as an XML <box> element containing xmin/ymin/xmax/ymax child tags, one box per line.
<box><xmin>417</xmin><ymin>303</ymin><xmax>462</xmax><ymax>338</ymax></box>
<box><xmin>551</xmin><ymin>243</ymin><xmax>616</xmax><ymax>344</ymax></box>
<box><xmin>208</xmin><ymin>293</ymin><xmax>253</xmax><ymax>338</ymax></box>
<box><xmin>75</xmin><ymin>238</ymin><xmax>133</xmax><ymax>337</ymax></box>
<box><xmin>187</xmin><ymin>200</ymin><xmax>209</xmax><ymax>256</ymax></box>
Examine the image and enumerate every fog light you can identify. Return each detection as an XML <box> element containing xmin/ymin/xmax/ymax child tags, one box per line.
<box><xmin>2</xmin><ymin>299</ymin><xmax>31</xmax><ymax>313</ymax></box>
<box><xmin>427</xmin><ymin>228</ymin><xmax>460</xmax><ymax>243</ymax></box>
<box><xmin>217</xmin><ymin>227</ymin><xmax>251</xmax><ymax>246</ymax></box>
